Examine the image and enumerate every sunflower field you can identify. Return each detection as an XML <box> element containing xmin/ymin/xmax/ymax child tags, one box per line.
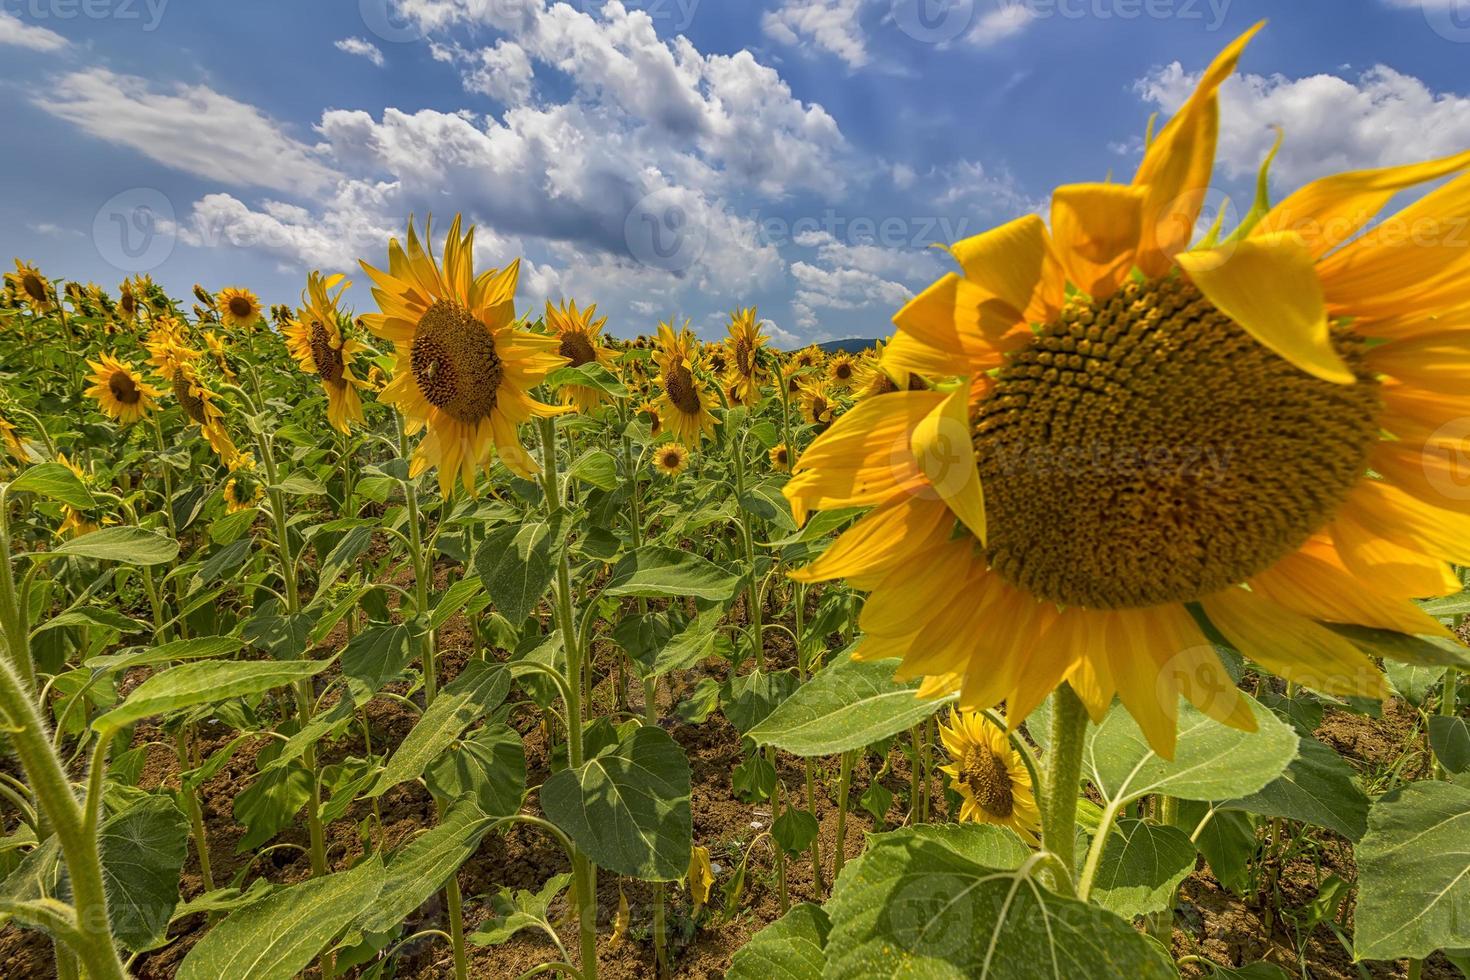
<box><xmin>1</xmin><ymin>23</ymin><xmax>1470</xmax><ymax>980</ymax></box>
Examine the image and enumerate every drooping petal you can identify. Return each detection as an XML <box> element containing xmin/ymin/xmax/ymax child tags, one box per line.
<box><xmin>789</xmin><ymin>496</ymin><xmax>952</xmax><ymax>584</ymax></box>
<box><xmin>1050</xmin><ymin>183</ymin><xmax>1146</xmax><ymax>299</ymax></box>
<box><xmin>911</xmin><ymin>381</ymin><xmax>987</xmax><ymax>544</ymax></box>
<box><xmin>1176</xmin><ymin>231</ymin><xmax>1354</xmax><ymax>384</ymax></box>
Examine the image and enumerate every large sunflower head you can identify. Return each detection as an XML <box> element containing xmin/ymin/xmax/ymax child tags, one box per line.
<box><xmin>84</xmin><ymin>353</ymin><xmax>160</xmax><ymax>425</ymax></box>
<box><xmin>654</xmin><ymin>319</ymin><xmax>718</xmax><ymax>444</ymax></box>
<box><xmin>937</xmin><ymin>710</ymin><xmax>1040</xmax><ymax>843</ymax></box>
<box><xmin>217</xmin><ymin>287</ymin><xmax>263</xmax><ymax>330</ymax></box>
<box><xmin>784</xmin><ymin>22</ymin><xmax>1470</xmax><ymax>758</ymax></box>
<box><xmin>286</xmin><ymin>272</ymin><xmax>369</xmax><ymax>435</ymax></box>
<box><xmin>722</xmin><ymin>307</ymin><xmax>767</xmax><ymax>405</ymax></box>
<box><xmin>359</xmin><ymin>215</ymin><xmax>569</xmax><ymax>496</ymax></box>
<box><xmin>654</xmin><ymin>441</ymin><xmax>690</xmax><ymax>477</ymax></box>
<box><xmin>6</xmin><ymin>260</ymin><xmax>53</xmax><ymax>313</ymax></box>
<box><xmin>545</xmin><ymin>299</ymin><xmax>615</xmax><ymax>413</ymax></box>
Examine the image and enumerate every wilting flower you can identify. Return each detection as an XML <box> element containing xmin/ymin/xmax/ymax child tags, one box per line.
<box><xmin>223</xmin><ymin>452</ymin><xmax>264</xmax><ymax>514</ymax></box>
<box><xmin>785</xmin><ymin>23</ymin><xmax>1470</xmax><ymax>757</ymax></box>
<box><xmin>688</xmin><ymin>845</ymin><xmax>714</xmax><ymax>914</ymax></box>
<box><xmin>937</xmin><ymin>710</ymin><xmax>1040</xmax><ymax>843</ymax></box>
<box><xmin>84</xmin><ymin>353</ymin><xmax>160</xmax><ymax>425</ymax></box>
<box><xmin>653</xmin><ymin>441</ymin><xmax>690</xmax><ymax>476</ymax></box>
<box><xmin>359</xmin><ymin>215</ymin><xmax>568</xmax><ymax>496</ymax></box>
<box><xmin>5</xmin><ymin>260</ymin><xmax>52</xmax><ymax>312</ymax></box>
<box><xmin>283</xmin><ymin>272</ymin><xmax>369</xmax><ymax>434</ymax></box>
<box><xmin>545</xmin><ymin>299</ymin><xmax>615</xmax><ymax>413</ymax></box>
<box><xmin>216</xmin><ymin>287</ymin><xmax>262</xmax><ymax>330</ymax></box>
<box><xmin>171</xmin><ymin>364</ymin><xmax>237</xmax><ymax>464</ymax></box>
<box><xmin>654</xmin><ymin>319</ymin><xmax>717</xmax><ymax>445</ymax></box>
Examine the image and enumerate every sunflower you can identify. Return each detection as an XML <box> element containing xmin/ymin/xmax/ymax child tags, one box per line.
<box><xmin>5</xmin><ymin>260</ymin><xmax>53</xmax><ymax>312</ymax></box>
<box><xmin>638</xmin><ymin>398</ymin><xmax>663</xmax><ymax>439</ymax></box>
<box><xmin>795</xmin><ymin>377</ymin><xmax>835</xmax><ymax>429</ymax></box>
<box><xmin>117</xmin><ymin>280</ymin><xmax>139</xmax><ymax>326</ymax></box>
<box><xmin>853</xmin><ymin>339</ymin><xmax>927</xmax><ymax>399</ymax></box>
<box><xmin>84</xmin><ymin>354</ymin><xmax>160</xmax><ymax>424</ymax></box>
<box><xmin>223</xmin><ymin>452</ymin><xmax>264</xmax><ymax>514</ymax></box>
<box><xmin>768</xmin><ymin>442</ymin><xmax>792</xmax><ymax>473</ymax></box>
<box><xmin>217</xmin><ymin>287</ymin><xmax>262</xmax><ymax>329</ymax></box>
<box><xmin>792</xmin><ymin>344</ymin><xmax>825</xmax><ymax>371</ymax></box>
<box><xmin>545</xmin><ymin>299</ymin><xmax>615</xmax><ymax>413</ymax></box>
<box><xmin>284</xmin><ymin>272</ymin><xmax>369</xmax><ymax>434</ymax></box>
<box><xmin>202</xmin><ymin>331</ymin><xmax>237</xmax><ymax>381</ymax></box>
<box><xmin>723</xmin><ymin>307</ymin><xmax>767</xmax><ymax>405</ymax></box>
<box><xmin>144</xmin><ymin>320</ymin><xmax>199</xmax><ymax>381</ymax></box>
<box><xmin>825</xmin><ymin>351</ymin><xmax>857</xmax><ymax>389</ymax></box>
<box><xmin>654</xmin><ymin>441</ymin><xmax>689</xmax><ymax>476</ymax></box>
<box><xmin>937</xmin><ymin>710</ymin><xmax>1040</xmax><ymax>843</ymax></box>
<box><xmin>0</xmin><ymin>414</ymin><xmax>27</xmax><ymax>462</ymax></box>
<box><xmin>654</xmin><ymin>319</ymin><xmax>718</xmax><ymax>444</ymax></box>
<box><xmin>359</xmin><ymin>216</ymin><xmax>568</xmax><ymax>496</ymax></box>
<box><xmin>172</xmin><ymin>364</ymin><xmax>238</xmax><ymax>463</ymax></box>
<box><xmin>784</xmin><ymin>23</ymin><xmax>1470</xmax><ymax>758</ymax></box>
<box><xmin>55</xmin><ymin>454</ymin><xmax>99</xmax><ymax>539</ymax></box>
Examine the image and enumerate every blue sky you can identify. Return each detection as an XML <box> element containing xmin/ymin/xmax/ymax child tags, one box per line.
<box><xmin>2</xmin><ymin>0</ymin><xmax>1468</xmax><ymax>346</ymax></box>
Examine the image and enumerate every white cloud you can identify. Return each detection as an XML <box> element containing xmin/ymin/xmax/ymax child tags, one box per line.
<box><xmin>461</xmin><ymin>39</ymin><xmax>534</xmax><ymax>103</ymax></box>
<box><xmin>1136</xmin><ymin>62</ymin><xmax>1470</xmax><ymax>191</ymax></box>
<box><xmin>35</xmin><ymin>69</ymin><xmax>340</xmax><ymax>194</ymax></box>
<box><xmin>28</xmin><ymin>222</ymin><xmax>80</xmax><ymax>238</ymax></box>
<box><xmin>335</xmin><ymin>36</ymin><xmax>386</xmax><ymax>67</ymax></box>
<box><xmin>788</xmin><ymin>228</ymin><xmax>943</xmax><ymax>336</ymax></box>
<box><xmin>0</xmin><ymin>10</ymin><xmax>68</xmax><ymax>52</ymax></box>
<box><xmin>968</xmin><ymin>4</ymin><xmax>1036</xmax><ymax>47</ymax></box>
<box><xmin>761</xmin><ymin>0</ymin><xmax>870</xmax><ymax>69</ymax></box>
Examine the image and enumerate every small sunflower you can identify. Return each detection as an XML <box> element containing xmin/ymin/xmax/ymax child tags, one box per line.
<box><xmin>792</xmin><ymin>344</ymin><xmax>825</xmax><ymax>371</ymax></box>
<box><xmin>654</xmin><ymin>441</ymin><xmax>690</xmax><ymax>476</ymax></box>
<box><xmin>223</xmin><ymin>453</ymin><xmax>264</xmax><ymax>514</ymax></box>
<box><xmin>193</xmin><ymin>284</ymin><xmax>216</xmax><ymax>310</ymax></box>
<box><xmin>217</xmin><ymin>287</ymin><xmax>262</xmax><ymax>329</ymax></box>
<box><xmin>144</xmin><ymin>321</ymin><xmax>199</xmax><ymax>381</ymax></box>
<box><xmin>0</xmin><ymin>414</ymin><xmax>27</xmax><ymax>462</ymax></box>
<box><xmin>55</xmin><ymin>453</ymin><xmax>99</xmax><ymax>539</ymax></box>
<box><xmin>786</xmin><ymin>23</ymin><xmax>1470</xmax><ymax>757</ymax></box>
<box><xmin>6</xmin><ymin>260</ymin><xmax>53</xmax><ymax>312</ymax></box>
<box><xmin>202</xmin><ymin>331</ymin><xmax>237</xmax><ymax>381</ymax></box>
<box><xmin>853</xmin><ymin>339</ymin><xmax>928</xmax><ymax>399</ymax></box>
<box><xmin>654</xmin><ymin>319</ymin><xmax>718</xmax><ymax>445</ymax></box>
<box><xmin>723</xmin><ymin>307</ymin><xmax>767</xmax><ymax>405</ymax></box>
<box><xmin>545</xmin><ymin>299</ymin><xmax>615</xmax><ymax>413</ymax></box>
<box><xmin>359</xmin><ymin>215</ymin><xmax>569</xmax><ymax>496</ymax></box>
<box><xmin>937</xmin><ymin>710</ymin><xmax>1040</xmax><ymax>842</ymax></box>
<box><xmin>796</xmin><ymin>377</ymin><xmax>835</xmax><ymax>429</ymax></box>
<box><xmin>638</xmin><ymin>398</ymin><xmax>663</xmax><ymax>439</ymax></box>
<box><xmin>284</xmin><ymin>272</ymin><xmax>369</xmax><ymax>434</ymax></box>
<box><xmin>117</xmin><ymin>280</ymin><xmax>139</xmax><ymax>326</ymax></box>
<box><xmin>172</xmin><ymin>364</ymin><xmax>237</xmax><ymax>463</ymax></box>
<box><xmin>84</xmin><ymin>354</ymin><xmax>160</xmax><ymax>425</ymax></box>
<box><xmin>768</xmin><ymin>442</ymin><xmax>792</xmax><ymax>473</ymax></box>
<box><xmin>826</xmin><ymin>351</ymin><xmax>858</xmax><ymax>389</ymax></box>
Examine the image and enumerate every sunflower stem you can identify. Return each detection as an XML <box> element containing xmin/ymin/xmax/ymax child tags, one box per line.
<box><xmin>1040</xmin><ymin>683</ymin><xmax>1087</xmax><ymax>891</ymax></box>
<box><xmin>833</xmin><ymin>749</ymin><xmax>855</xmax><ymax>884</ymax></box>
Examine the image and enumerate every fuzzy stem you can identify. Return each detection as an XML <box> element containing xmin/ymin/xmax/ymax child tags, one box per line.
<box><xmin>1040</xmin><ymin>683</ymin><xmax>1088</xmax><ymax>887</ymax></box>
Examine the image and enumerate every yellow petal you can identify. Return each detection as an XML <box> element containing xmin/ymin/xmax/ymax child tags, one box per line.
<box><xmin>948</xmin><ymin>214</ymin><xmax>1062</xmax><ymax>322</ymax></box>
<box><xmin>882</xmin><ymin>327</ymin><xmax>964</xmax><ymax>379</ymax></box>
<box><xmin>1133</xmin><ymin>21</ymin><xmax>1263</xmax><ymax>275</ymax></box>
<box><xmin>1176</xmin><ymin>231</ymin><xmax>1353</xmax><ymax>384</ymax></box>
<box><xmin>1329</xmin><ymin>510</ymin><xmax>1461</xmax><ymax>599</ymax></box>
<box><xmin>1201</xmin><ymin>587</ymin><xmax>1389</xmax><ymax>699</ymax></box>
<box><xmin>911</xmin><ymin>381</ymin><xmax>986</xmax><ymax>544</ymax></box>
<box><xmin>789</xmin><ymin>497</ymin><xmax>952</xmax><ymax>584</ymax></box>
<box><xmin>1365</xmin><ymin>330</ymin><xmax>1470</xmax><ymax>392</ymax></box>
<box><xmin>1340</xmin><ymin>478</ymin><xmax>1470</xmax><ymax>567</ymax></box>
<box><xmin>1050</xmin><ymin>183</ymin><xmax>1146</xmax><ymax>299</ymax></box>
<box><xmin>1255</xmin><ymin>148</ymin><xmax>1470</xmax><ymax>259</ymax></box>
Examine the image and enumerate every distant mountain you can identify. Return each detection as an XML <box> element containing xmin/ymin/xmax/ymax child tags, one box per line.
<box><xmin>817</xmin><ymin>338</ymin><xmax>880</xmax><ymax>354</ymax></box>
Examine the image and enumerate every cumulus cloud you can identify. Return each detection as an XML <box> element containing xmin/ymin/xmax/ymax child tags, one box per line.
<box><xmin>0</xmin><ymin>10</ymin><xmax>68</xmax><ymax>52</ymax></box>
<box><xmin>761</xmin><ymin>0</ymin><xmax>870</xmax><ymax>69</ymax></box>
<box><xmin>34</xmin><ymin>69</ymin><xmax>340</xmax><ymax>194</ymax></box>
<box><xmin>1136</xmin><ymin>61</ymin><xmax>1470</xmax><ymax>191</ymax></box>
<box><xmin>335</xmin><ymin>36</ymin><xmax>386</xmax><ymax>67</ymax></box>
<box><xmin>788</xmin><ymin>227</ymin><xmax>943</xmax><ymax>335</ymax></box>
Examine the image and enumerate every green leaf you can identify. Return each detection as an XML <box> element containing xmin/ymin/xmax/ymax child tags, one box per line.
<box><xmin>1354</xmin><ymin>780</ymin><xmax>1470</xmax><ymax>961</ymax></box>
<box><xmin>822</xmin><ymin>825</ymin><xmax>1176</xmax><ymax>979</ymax></box>
<box><xmin>272</xmin><ymin>471</ymin><xmax>328</xmax><ymax>496</ymax></box>
<box><xmin>9</xmin><ymin>461</ymin><xmax>96</xmax><ymax>509</ymax></box>
<box><xmin>1221</xmin><ymin>736</ymin><xmax>1369</xmax><ymax>840</ymax></box>
<box><xmin>34</xmin><ymin>606</ymin><xmax>147</xmax><ymax>636</ymax></box>
<box><xmin>368</xmin><ymin>661</ymin><xmax>511</xmax><ymax>797</ymax></box>
<box><xmin>1177</xmin><ymin>801</ymin><xmax>1255</xmax><ymax>895</ymax></box>
<box><xmin>469</xmin><ymin>873</ymin><xmax>572</xmax><ymax>948</ymax></box>
<box><xmin>431</xmin><ymin>576</ymin><xmax>484</xmax><ymax>630</ymax></box>
<box><xmin>177</xmin><ymin>854</ymin><xmax>384</xmax><ymax>980</ymax></box>
<box><xmin>357</xmin><ymin>802</ymin><xmax>498</xmax><ymax>935</ymax></box>
<box><xmin>53</xmin><ymin>526</ymin><xmax>179</xmax><ymax>566</ymax></box>
<box><xmin>1385</xmin><ymin>661</ymin><xmax>1448</xmax><ymax>705</ymax></box>
<box><xmin>746</xmin><ymin>647</ymin><xmax>952</xmax><ymax>756</ymax></box>
<box><xmin>100</xmin><ymin>796</ymin><xmax>189</xmax><ymax>951</ymax></box>
<box><xmin>1085</xmin><ymin>696</ymin><xmax>1297</xmax><ymax>806</ymax></box>
<box><xmin>1090</xmin><ymin>818</ymin><xmax>1196</xmax><ymax>918</ymax></box>
<box><xmin>771</xmin><ymin>807</ymin><xmax>819</xmax><ymax>857</ymax></box>
<box><xmin>84</xmin><ymin>635</ymin><xmax>243</xmax><ymax>674</ymax></box>
<box><xmin>190</xmin><ymin>538</ymin><xmax>253</xmax><ymax>593</ymax></box>
<box><xmin>340</xmin><ymin>624</ymin><xmax>415</xmax><ymax>701</ymax></box>
<box><xmin>473</xmin><ymin>519</ymin><xmax>561</xmax><ymax>624</ymax></box>
<box><xmin>740</xmin><ymin>477</ymin><xmax>796</xmax><ymax>533</ymax></box>
<box><xmin>541</xmin><ymin>726</ymin><xmax>691</xmax><ymax>881</ymax></box>
<box><xmin>568</xmin><ymin>450</ymin><xmax>620</xmax><ymax>491</ymax></box>
<box><xmin>1419</xmin><ymin>592</ymin><xmax>1470</xmax><ymax>618</ymax></box>
<box><xmin>234</xmin><ymin>758</ymin><xmax>312</xmax><ymax>852</ymax></box>
<box><xmin>1430</xmin><ymin>715</ymin><xmax>1470</xmax><ymax>775</ymax></box>
<box><xmin>603</xmin><ymin>546</ymin><xmax>742</xmax><ymax>601</ymax></box>
<box><xmin>425</xmin><ymin>722</ymin><xmax>526</xmax><ymax>817</ymax></box>
<box><xmin>1331</xmin><ymin>624</ymin><xmax>1470</xmax><ymax>670</ymax></box>
<box><xmin>94</xmin><ymin>660</ymin><xmax>329</xmax><ymax>731</ymax></box>
<box><xmin>317</xmin><ymin>525</ymin><xmax>373</xmax><ymax>591</ymax></box>
<box><xmin>722</xmin><ymin>669</ymin><xmax>799</xmax><ymax>734</ymax></box>
<box><xmin>727</xmin><ymin>902</ymin><xmax>828</xmax><ymax>980</ymax></box>
<box><xmin>546</xmin><ymin>362</ymin><xmax>625</xmax><ymax>398</ymax></box>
